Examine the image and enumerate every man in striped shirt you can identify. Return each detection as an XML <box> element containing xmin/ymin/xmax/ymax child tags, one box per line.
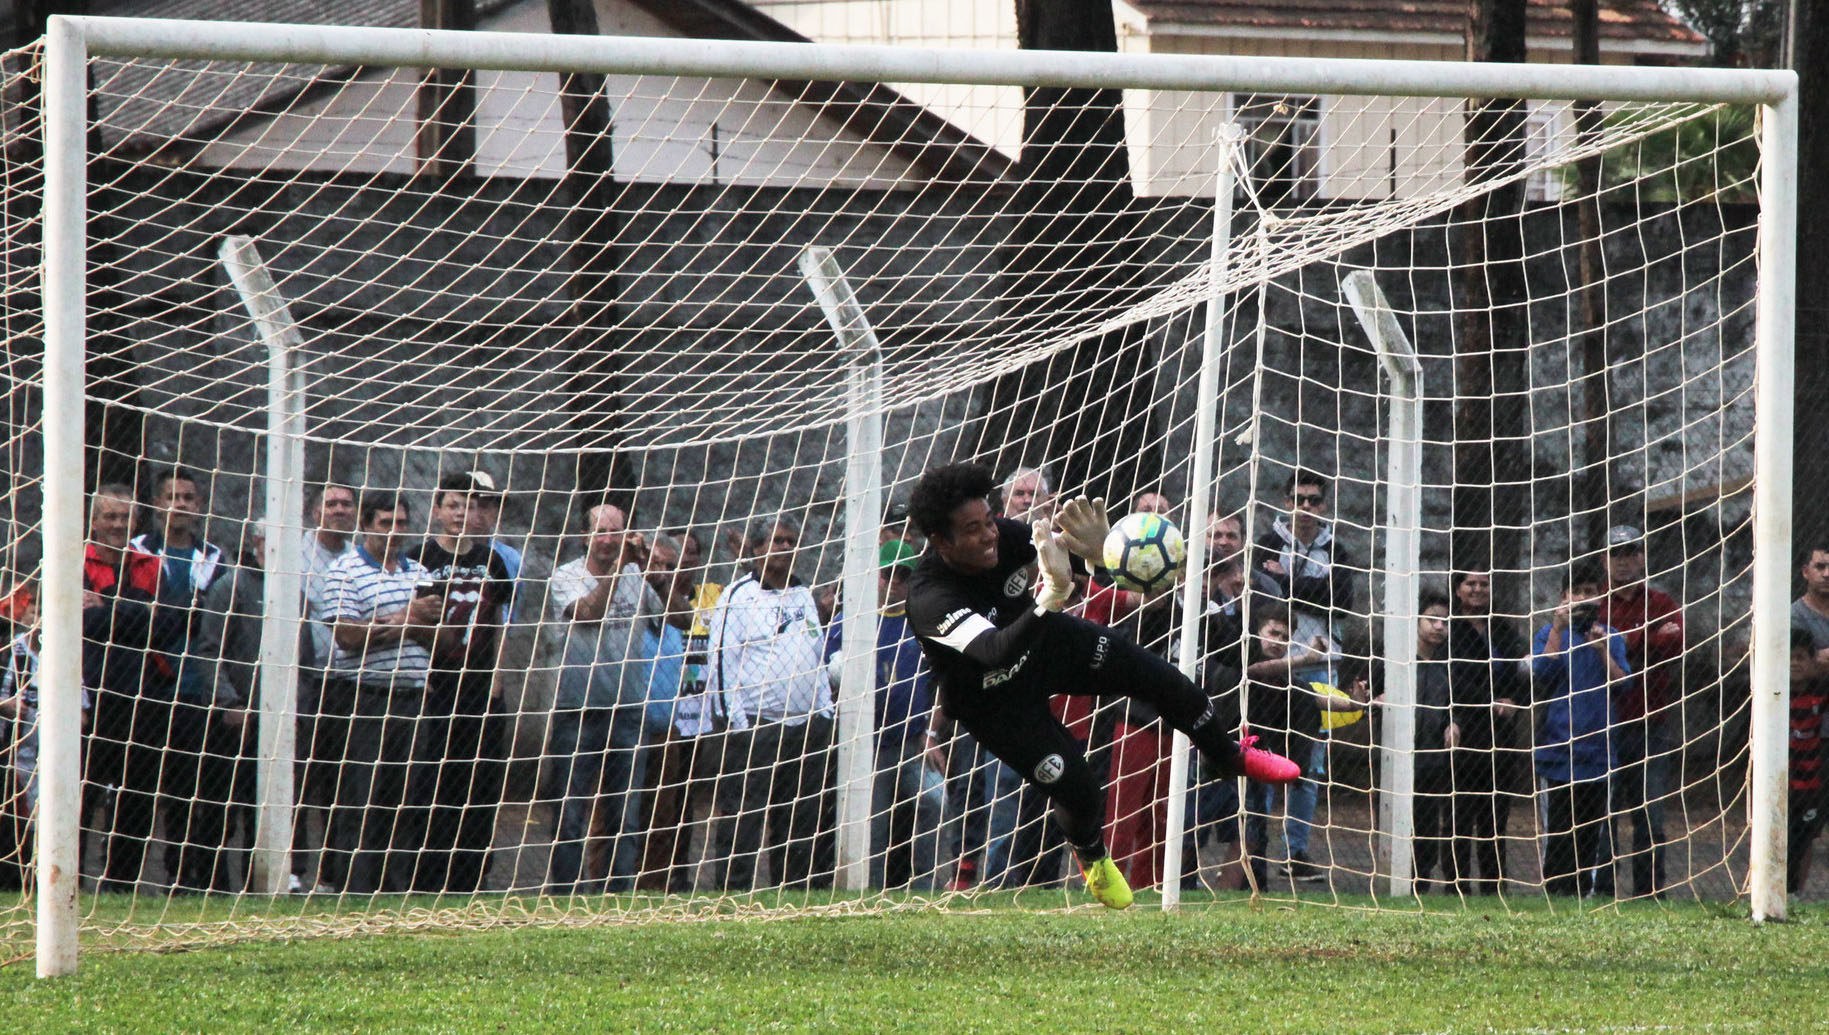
<box><xmin>322</xmin><ymin>494</ymin><xmax>441</xmax><ymax>894</ymax></box>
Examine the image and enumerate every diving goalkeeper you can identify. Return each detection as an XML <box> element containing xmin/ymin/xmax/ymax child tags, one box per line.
<box><xmin>904</xmin><ymin>462</ymin><xmax>1300</xmax><ymax>908</ymax></box>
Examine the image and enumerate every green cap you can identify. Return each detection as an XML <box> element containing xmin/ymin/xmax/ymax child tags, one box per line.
<box><xmin>879</xmin><ymin>539</ymin><xmax>919</xmax><ymax>574</ymax></box>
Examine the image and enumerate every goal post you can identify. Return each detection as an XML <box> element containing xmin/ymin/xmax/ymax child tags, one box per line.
<box><xmin>17</xmin><ymin>14</ymin><xmax>1799</xmax><ymax>977</ymax></box>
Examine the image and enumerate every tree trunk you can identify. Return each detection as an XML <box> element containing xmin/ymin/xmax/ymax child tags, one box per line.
<box><xmin>417</xmin><ymin>0</ymin><xmax>478</xmax><ymax>178</ymax></box>
<box><xmin>545</xmin><ymin>0</ymin><xmax>634</xmax><ymax>514</ymax></box>
<box><xmin>9</xmin><ymin>1</ymin><xmax>144</xmax><ymax>489</ymax></box>
<box><xmin>983</xmin><ymin>0</ymin><xmax>1152</xmax><ymax>503</ymax></box>
<box><xmin>1570</xmin><ymin>0</ymin><xmax>1614</xmax><ymax>549</ymax></box>
<box><xmin>1794</xmin><ymin>0</ymin><xmax>1829</xmax><ymax>563</ymax></box>
<box><xmin>1451</xmin><ymin>0</ymin><xmax>1530</xmax><ymax>587</ymax></box>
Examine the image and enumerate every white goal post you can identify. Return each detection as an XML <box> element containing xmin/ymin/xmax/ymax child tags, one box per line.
<box><xmin>24</xmin><ymin>15</ymin><xmax>1797</xmax><ymax>978</ymax></box>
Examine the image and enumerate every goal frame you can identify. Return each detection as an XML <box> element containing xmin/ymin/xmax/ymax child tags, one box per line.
<box><xmin>33</xmin><ymin>14</ymin><xmax>1798</xmax><ymax>976</ymax></box>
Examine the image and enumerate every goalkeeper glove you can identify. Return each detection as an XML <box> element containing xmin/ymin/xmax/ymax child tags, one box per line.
<box><xmin>1055</xmin><ymin>495</ymin><xmax>1110</xmax><ymax>562</ymax></box>
<box><xmin>1031</xmin><ymin>520</ymin><xmax>1074</xmax><ymax>612</ymax></box>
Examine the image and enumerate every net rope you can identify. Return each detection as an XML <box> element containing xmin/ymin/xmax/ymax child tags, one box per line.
<box><xmin>0</xmin><ymin>34</ymin><xmax>1779</xmax><ymax>959</ymax></box>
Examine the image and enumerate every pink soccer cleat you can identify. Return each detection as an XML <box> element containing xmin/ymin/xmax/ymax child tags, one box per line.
<box><xmin>1237</xmin><ymin>733</ymin><xmax>1302</xmax><ymax>784</ymax></box>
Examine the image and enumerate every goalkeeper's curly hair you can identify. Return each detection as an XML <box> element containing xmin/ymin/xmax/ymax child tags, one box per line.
<box><xmin>908</xmin><ymin>462</ymin><xmax>997</xmax><ymax>540</ymax></box>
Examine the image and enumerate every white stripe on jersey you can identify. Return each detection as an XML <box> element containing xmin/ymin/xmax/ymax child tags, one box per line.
<box><xmin>932</xmin><ymin>613</ymin><xmax>996</xmax><ymax>655</ymax></box>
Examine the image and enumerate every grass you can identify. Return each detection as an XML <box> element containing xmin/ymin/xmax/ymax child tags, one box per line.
<box><xmin>2</xmin><ymin>894</ymin><xmax>1826</xmax><ymax>1033</ymax></box>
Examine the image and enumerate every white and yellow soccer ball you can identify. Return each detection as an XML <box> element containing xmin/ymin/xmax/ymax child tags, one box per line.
<box><xmin>1101</xmin><ymin>511</ymin><xmax>1187</xmax><ymax>593</ymax></box>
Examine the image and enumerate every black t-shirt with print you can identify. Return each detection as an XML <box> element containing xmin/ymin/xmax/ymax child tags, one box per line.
<box><xmin>404</xmin><ymin>538</ymin><xmax>514</xmax><ymax>675</ymax></box>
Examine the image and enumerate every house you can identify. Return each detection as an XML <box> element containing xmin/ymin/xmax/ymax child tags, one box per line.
<box><xmin>88</xmin><ymin>0</ymin><xmax>1010</xmax><ymax>187</ymax></box>
<box><xmin>750</xmin><ymin>0</ymin><xmax>1710</xmax><ymax>200</ymax></box>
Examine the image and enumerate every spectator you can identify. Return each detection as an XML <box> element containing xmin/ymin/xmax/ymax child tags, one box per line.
<box><xmin>1000</xmin><ymin>466</ymin><xmax>1055</xmax><ymax>525</ymax></box>
<box><xmin>1446</xmin><ymin>570</ymin><xmax>1529</xmax><ymax>897</ymax></box>
<box><xmin>704</xmin><ymin>515</ymin><xmax>835</xmax><ymax>890</ymax></box>
<box><xmin>131</xmin><ymin>466</ymin><xmax>241</xmax><ymax>892</ymax></box>
<box><xmin>1193</xmin><ymin>547</ymin><xmax>1253</xmax><ymax>891</ymax></box>
<box><xmin>633</xmin><ymin>533</ymin><xmax>699</xmax><ymax>891</ymax></box>
<box><xmin>323</xmin><ymin>494</ymin><xmax>440</xmax><ymax>893</ymax></box>
<box><xmin>1209</xmin><ymin>511</ymin><xmax>1245</xmax><ymax>567</ymax></box>
<box><xmin>1789</xmin><ymin>628</ymin><xmax>1827</xmax><ymax>894</ymax></box>
<box><xmin>1597</xmin><ymin>524</ymin><xmax>1681</xmax><ymax>899</ymax></box>
<box><xmin>193</xmin><ymin>524</ymin><xmax>264</xmax><ymax>891</ymax></box>
<box><xmin>404</xmin><ymin>471</ymin><xmax>517</xmax><ymax>893</ymax></box>
<box><xmin>296</xmin><ymin>484</ymin><xmax>357</xmax><ymax>891</ymax></box>
<box><xmin>1531</xmin><ymin>559</ymin><xmax>1630</xmax><ymax>898</ymax></box>
<box><xmin>881</xmin><ymin>501</ymin><xmax>918</xmax><ymax>550</ymax></box>
<box><xmin>1252</xmin><ymin>470</ymin><xmax>1352</xmax><ymax>881</ymax></box>
<box><xmin>638</xmin><ymin>528</ymin><xmax>726</xmax><ymax>892</ymax></box>
<box><xmin>81</xmin><ymin>484</ymin><xmax>163</xmax><ymax>892</ymax></box>
<box><xmin>824</xmin><ymin>540</ymin><xmax>946</xmax><ymax>889</ymax></box>
<box><xmin>1792</xmin><ymin>543</ymin><xmax>1829</xmax><ymax>658</ymax></box>
<box><xmin>0</xmin><ymin>586</ymin><xmax>80</xmax><ymax>890</ymax></box>
<box><xmin>1130</xmin><ymin>491</ymin><xmax>1172</xmax><ymax>516</ymax></box>
<box><xmin>1369</xmin><ymin>592</ymin><xmax>1457</xmax><ymax>891</ymax></box>
<box><xmin>1252</xmin><ymin>471</ymin><xmax>1354</xmax><ymax>630</ymax></box>
<box><xmin>1240</xmin><ymin>601</ymin><xmax>1361</xmax><ymax>885</ymax></box>
<box><xmin>543</xmin><ymin>502</ymin><xmax>662</xmax><ymax>894</ymax></box>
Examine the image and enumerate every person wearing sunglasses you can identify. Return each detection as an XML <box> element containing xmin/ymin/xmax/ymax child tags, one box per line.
<box><xmin>1249</xmin><ymin>470</ymin><xmax>1356</xmax><ymax>882</ymax></box>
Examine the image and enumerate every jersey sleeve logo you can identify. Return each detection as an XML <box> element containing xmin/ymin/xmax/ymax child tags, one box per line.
<box><xmin>1032</xmin><ymin>753</ymin><xmax>1065</xmax><ymax>784</ymax></box>
<box><xmin>936</xmin><ymin>607</ymin><xmax>974</xmax><ymax>635</ymax></box>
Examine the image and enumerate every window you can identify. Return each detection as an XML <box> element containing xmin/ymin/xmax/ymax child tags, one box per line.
<box><xmin>1232</xmin><ymin>94</ymin><xmax>1322</xmax><ymax>204</ymax></box>
<box><xmin>1523</xmin><ymin>105</ymin><xmax>1562</xmax><ymax>203</ymax></box>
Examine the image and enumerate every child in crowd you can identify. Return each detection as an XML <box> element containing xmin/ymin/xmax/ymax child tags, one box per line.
<box><xmin>0</xmin><ymin>586</ymin><xmax>41</xmax><ymax>889</ymax></box>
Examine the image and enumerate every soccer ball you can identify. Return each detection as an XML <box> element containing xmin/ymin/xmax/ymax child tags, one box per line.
<box><xmin>1101</xmin><ymin>512</ymin><xmax>1187</xmax><ymax>593</ymax></box>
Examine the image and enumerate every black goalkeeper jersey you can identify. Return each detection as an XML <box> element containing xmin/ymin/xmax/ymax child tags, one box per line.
<box><xmin>905</xmin><ymin>516</ymin><xmax>1056</xmax><ymax>713</ymax></box>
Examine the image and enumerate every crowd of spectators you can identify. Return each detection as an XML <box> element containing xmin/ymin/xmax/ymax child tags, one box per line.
<box><xmin>0</xmin><ymin>458</ymin><xmax>1788</xmax><ymax>901</ymax></box>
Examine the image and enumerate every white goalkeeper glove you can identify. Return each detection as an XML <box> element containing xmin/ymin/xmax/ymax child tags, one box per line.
<box><xmin>1055</xmin><ymin>495</ymin><xmax>1110</xmax><ymax>562</ymax></box>
<box><xmin>1031</xmin><ymin>519</ymin><xmax>1074</xmax><ymax>612</ymax></box>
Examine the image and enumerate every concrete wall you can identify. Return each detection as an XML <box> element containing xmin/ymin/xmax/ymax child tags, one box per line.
<box><xmin>15</xmin><ymin>164</ymin><xmax>1757</xmax><ymax>771</ymax></box>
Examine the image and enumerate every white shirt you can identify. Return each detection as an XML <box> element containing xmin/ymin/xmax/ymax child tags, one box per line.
<box><xmin>703</xmin><ymin>572</ymin><xmax>831</xmax><ymax>729</ymax></box>
<box><xmin>548</xmin><ymin>556</ymin><xmax>648</xmax><ymax>624</ymax></box>
<box><xmin>302</xmin><ymin>530</ymin><xmax>357</xmax><ymax>672</ymax></box>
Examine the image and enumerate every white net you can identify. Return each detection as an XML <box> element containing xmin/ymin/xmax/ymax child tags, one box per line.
<box><xmin>0</xmin><ymin>23</ymin><xmax>1791</xmax><ymax>961</ymax></box>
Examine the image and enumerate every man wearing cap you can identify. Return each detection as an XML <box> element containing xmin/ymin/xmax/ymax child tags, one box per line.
<box><xmin>1597</xmin><ymin>524</ymin><xmax>1682</xmax><ymax>898</ymax></box>
<box><xmin>823</xmin><ymin>540</ymin><xmax>946</xmax><ymax>888</ymax></box>
<box><xmin>402</xmin><ymin>470</ymin><xmax>517</xmax><ymax>892</ymax></box>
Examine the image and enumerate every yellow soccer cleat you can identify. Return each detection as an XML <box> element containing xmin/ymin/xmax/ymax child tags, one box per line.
<box><xmin>1081</xmin><ymin>856</ymin><xmax>1133</xmax><ymax>910</ymax></box>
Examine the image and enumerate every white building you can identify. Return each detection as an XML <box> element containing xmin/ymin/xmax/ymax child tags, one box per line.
<box><xmin>750</xmin><ymin>0</ymin><xmax>1710</xmax><ymax>199</ymax></box>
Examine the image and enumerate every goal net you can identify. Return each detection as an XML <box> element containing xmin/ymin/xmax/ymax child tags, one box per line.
<box><xmin>0</xmin><ymin>17</ymin><xmax>1796</xmax><ymax>966</ymax></box>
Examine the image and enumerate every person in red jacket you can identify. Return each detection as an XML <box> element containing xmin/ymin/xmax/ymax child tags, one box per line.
<box><xmin>81</xmin><ymin>483</ymin><xmax>168</xmax><ymax>892</ymax></box>
<box><xmin>1597</xmin><ymin>525</ymin><xmax>1682</xmax><ymax>898</ymax></box>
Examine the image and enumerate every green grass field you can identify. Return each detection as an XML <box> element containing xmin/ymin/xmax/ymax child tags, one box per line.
<box><xmin>2</xmin><ymin>894</ymin><xmax>1825</xmax><ymax>1033</ymax></box>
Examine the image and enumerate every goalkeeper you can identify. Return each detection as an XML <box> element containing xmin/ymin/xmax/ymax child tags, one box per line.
<box><xmin>904</xmin><ymin>462</ymin><xmax>1300</xmax><ymax>908</ymax></box>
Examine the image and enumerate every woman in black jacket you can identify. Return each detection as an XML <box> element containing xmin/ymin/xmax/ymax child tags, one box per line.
<box><xmin>1446</xmin><ymin>571</ymin><xmax>1531</xmax><ymax>897</ymax></box>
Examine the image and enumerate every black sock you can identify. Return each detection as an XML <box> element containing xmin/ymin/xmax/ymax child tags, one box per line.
<box><xmin>1072</xmin><ymin>839</ymin><xmax>1109</xmax><ymax>868</ymax></box>
<box><xmin>1187</xmin><ymin>705</ymin><xmax>1245</xmax><ymax>774</ymax></box>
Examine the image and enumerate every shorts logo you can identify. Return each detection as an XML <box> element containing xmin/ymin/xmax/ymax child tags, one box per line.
<box><xmin>1033</xmin><ymin>754</ymin><xmax>1065</xmax><ymax>784</ymax></box>
<box><xmin>982</xmin><ymin>650</ymin><xmax>1031</xmax><ymax>688</ymax></box>
<box><xmin>1003</xmin><ymin>568</ymin><xmax>1030</xmax><ymax>598</ymax></box>
<box><xmin>1091</xmin><ymin>635</ymin><xmax>1111</xmax><ymax>670</ymax></box>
